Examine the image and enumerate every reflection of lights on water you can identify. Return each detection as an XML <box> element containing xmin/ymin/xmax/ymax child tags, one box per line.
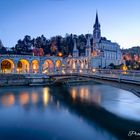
<box><xmin>71</xmin><ymin>87</ymin><xmax>100</xmax><ymax>104</ymax></box>
<box><xmin>1</xmin><ymin>94</ymin><xmax>15</xmax><ymax>107</ymax></box>
<box><xmin>80</xmin><ymin>88</ymin><xmax>84</xmax><ymax>99</ymax></box>
<box><xmin>84</xmin><ymin>89</ymin><xmax>89</xmax><ymax>98</ymax></box>
<box><xmin>71</xmin><ymin>88</ymin><xmax>89</xmax><ymax>101</ymax></box>
<box><xmin>80</xmin><ymin>88</ymin><xmax>89</xmax><ymax>100</ymax></box>
<box><xmin>31</xmin><ymin>92</ymin><xmax>38</xmax><ymax>104</ymax></box>
<box><xmin>43</xmin><ymin>88</ymin><xmax>50</xmax><ymax>106</ymax></box>
<box><xmin>71</xmin><ymin>88</ymin><xmax>77</xmax><ymax>100</ymax></box>
<box><xmin>19</xmin><ymin>92</ymin><xmax>29</xmax><ymax>105</ymax></box>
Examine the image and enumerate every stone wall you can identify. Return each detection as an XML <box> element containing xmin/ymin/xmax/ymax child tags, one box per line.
<box><xmin>0</xmin><ymin>74</ymin><xmax>51</xmax><ymax>87</ymax></box>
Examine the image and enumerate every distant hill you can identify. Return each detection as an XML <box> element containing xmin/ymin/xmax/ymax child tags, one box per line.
<box><xmin>122</xmin><ymin>46</ymin><xmax>140</xmax><ymax>55</ymax></box>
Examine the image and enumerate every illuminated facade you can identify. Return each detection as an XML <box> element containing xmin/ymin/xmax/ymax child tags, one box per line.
<box><xmin>66</xmin><ymin>12</ymin><xmax>122</xmax><ymax>69</ymax></box>
<box><xmin>0</xmin><ymin>13</ymin><xmax>123</xmax><ymax>74</ymax></box>
<box><xmin>0</xmin><ymin>55</ymin><xmax>63</xmax><ymax>74</ymax></box>
<box><xmin>91</xmin><ymin>12</ymin><xmax>122</xmax><ymax>68</ymax></box>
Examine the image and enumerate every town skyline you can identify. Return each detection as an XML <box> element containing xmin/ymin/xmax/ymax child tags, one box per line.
<box><xmin>0</xmin><ymin>0</ymin><xmax>140</xmax><ymax>48</ymax></box>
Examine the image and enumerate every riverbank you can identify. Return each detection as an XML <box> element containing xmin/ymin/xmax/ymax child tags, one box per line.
<box><xmin>0</xmin><ymin>74</ymin><xmax>51</xmax><ymax>87</ymax></box>
<box><xmin>92</xmin><ymin>78</ymin><xmax>140</xmax><ymax>97</ymax></box>
<box><xmin>0</xmin><ymin>74</ymin><xmax>140</xmax><ymax>97</ymax></box>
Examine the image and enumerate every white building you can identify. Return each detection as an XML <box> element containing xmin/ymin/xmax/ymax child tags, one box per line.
<box><xmin>67</xmin><ymin>12</ymin><xmax>122</xmax><ymax>70</ymax></box>
<box><xmin>91</xmin><ymin>12</ymin><xmax>122</xmax><ymax>68</ymax></box>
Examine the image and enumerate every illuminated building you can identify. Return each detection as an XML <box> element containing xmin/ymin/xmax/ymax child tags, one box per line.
<box><xmin>0</xmin><ymin>12</ymin><xmax>122</xmax><ymax>74</ymax></box>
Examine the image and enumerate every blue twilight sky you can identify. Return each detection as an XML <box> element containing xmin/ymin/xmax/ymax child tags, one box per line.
<box><xmin>0</xmin><ymin>0</ymin><xmax>140</xmax><ymax>48</ymax></box>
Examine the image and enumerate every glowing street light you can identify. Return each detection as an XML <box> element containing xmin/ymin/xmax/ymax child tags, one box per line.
<box><xmin>58</xmin><ymin>52</ymin><xmax>63</xmax><ymax>57</ymax></box>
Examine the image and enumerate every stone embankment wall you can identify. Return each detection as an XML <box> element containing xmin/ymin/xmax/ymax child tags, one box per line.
<box><xmin>0</xmin><ymin>74</ymin><xmax>51</xmax><ymax>87</ymax></box>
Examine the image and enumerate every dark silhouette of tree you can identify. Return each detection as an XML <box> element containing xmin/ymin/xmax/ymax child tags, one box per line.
<box><xmin>0</xmin><ymin>40</ymin><xmax>7</xmax><ymax>54</ymax></box>
<box><xmin>11</xmin><ymin>33</ymin><xmax>93</xmax><ymax>56</ymax></box>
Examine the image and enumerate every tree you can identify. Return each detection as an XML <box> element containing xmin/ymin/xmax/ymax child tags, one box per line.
<box><xmin>50</xmin><ymin>40</ymin><xmax>58</xmax><ymax>56</ymax></box>
<box><xmin>0</xmin><ymin>40</ymin><xmax>7</xmax><ymax>54</ymax></box>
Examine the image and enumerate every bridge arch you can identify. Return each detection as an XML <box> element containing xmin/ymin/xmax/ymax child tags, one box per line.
<box><xmin>55</xmin><ymin>60</ymin><xmax>62</xmax><ymax>72</ymax></box>
<box><xmin>31</xmin><ymin>60</ymin><xmax>39</xmax><ymax>74</ymax></box>
<box><xmin>1</xmin><ymin>59</ymin><xmax>15</xmax><ymax>74</ymax></box>
<box><xmin>17</xmin><ymin>59</ymin><xmax>30</xmax><ymax>74</ymax></box>
<box><xmin>79</xmin><ymin>60</ymin><xmax>84</xmax><ymax>69</ymax></box>
<box><xmin>72</xmin><ymin>59</ymin><xmax>76</xmax><ymax>70</ymax></box>
<box><xmin>42</xmin><ymin>59</ymin><xmax>54</xmax><ymax>74</ymax></box>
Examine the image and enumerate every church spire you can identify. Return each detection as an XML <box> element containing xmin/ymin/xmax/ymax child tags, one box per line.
<box><xmin>73</xmin><ymin>38</ymin><xmax>78</xmax><ymax>57</ymax></box>
<box><xmin>94</xmin><ymin>11</ymin><xmax>100</xmax><ymax>29</ymax></box>
<box><xmin>93</xmin><ymin>11</ymin><xmax>101</xmax><ymax>44</ymax></box>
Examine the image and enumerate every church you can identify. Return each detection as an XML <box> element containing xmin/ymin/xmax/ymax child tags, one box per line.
<box><xmin>67</xmin><ymin>12</ymin><xmax>122</xmax><ymax>70</ymax></box>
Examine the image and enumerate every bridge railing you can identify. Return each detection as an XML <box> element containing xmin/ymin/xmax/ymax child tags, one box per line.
<box><xmin>54</xmin><ymin>68</ymin><xmax>140</xmax><ymax>82</ymax></box>
<box><xmin>1</xmin><ymin>68</ymin><xmax>140</xmax><ymax>82</ymax></box>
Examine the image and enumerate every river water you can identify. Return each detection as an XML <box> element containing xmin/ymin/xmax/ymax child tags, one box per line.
<box><xmin>0</xmin><ymin>83</ymin><xmax>140</xmax><ymax>140</ymax></box>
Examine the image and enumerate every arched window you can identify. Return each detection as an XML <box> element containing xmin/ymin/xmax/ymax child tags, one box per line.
<box><xmin>1</xmin><ymin>59</ymin><xmax>15</xmax><ymax>74</ymax></box>
<box><xmin>55</xmin><ymin>60</ymin><xmax>61</xmax><ymax>71</ymax></box>
<box><xmin>17</xmin><ymin>59</ymin><xmax>30</xmax><ymax>74</ymax></box>
<box><xmin>42</xmin><ymin>59</ymin><xmax>54</xmax><ymax>74</ymax></box>
<box><xmin>32</xmin><ymin>60</ymin><xmax>39</xmax><ymax>74</ymax></box>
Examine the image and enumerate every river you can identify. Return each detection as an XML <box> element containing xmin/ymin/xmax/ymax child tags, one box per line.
<box><xmin>0</xmin><ymin>82</ymin><xmax>140</xmax><ymax>140</ymax></box>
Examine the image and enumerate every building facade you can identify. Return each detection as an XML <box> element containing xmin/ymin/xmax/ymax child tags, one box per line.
<box><xmin>67</xmin><ymin>12</ymin><xmax>122</xmax><ymax>70</ymax></box>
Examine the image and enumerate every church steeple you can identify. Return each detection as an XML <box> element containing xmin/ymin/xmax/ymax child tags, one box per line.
<box><xmin>85</xmin><ymin>35</ymin><xmax>91</xmax><ymax>57</ymax></box>
<box><xmin>94</xmin><ymin>11</ymin><xmax>100</xmax><ymax>29</ymax></box>
<box><xmin>86</xmin><ymin>35</ymin><xmax>91</xmax><ymax>47</ymax></box>
<box><xmin>93</xmin><ymin>11</ymin><xmax>101</xmax><ymax>44</ymax></box>
<box><xmin>73</xmin><ymin>39</ymin><xmax>78</xmax><ymax>57</ymax></box>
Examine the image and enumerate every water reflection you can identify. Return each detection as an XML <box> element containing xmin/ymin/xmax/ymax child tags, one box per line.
<box><xmin>49</xmin><ymin>85</ymin><xmax>140</xmax><ymax>140</ymax></box>
<box><xmin>0</xmin><ymin>85</ymin><xmax>140</xmax><ymax>140</ymax></box>
<box><xmin>43</xmin><ymin>88</ymin><xmax>50</xmax><ymax>106</ymax></box>
<box><xmin>31</xmin><ymin>92</ymin><xmax>38</xmax><ymax>104</ymax></box>
<box><xmin>70</xmin><ymin>86</ymin><xmax>101</xmax><ymax>104</ymax></box>
<box><xmin>0</xmin><ymin>88</ymin><xmax>51</xmax><ymax>107</ymax></box>
<box><xmin>0</xmin><ymin>87</ymin><xmax>120</xmax><ymax>140</ymax></box>
<box><xmin>1</xmin><ymin>94</ymin><xmax>15</xmax><ymax>106</ymax></box>
<box><xmin>19</xmin><ymin>92</ymin><xmax>30</xmax><ymax>105</ymax></box>
<box><xmin>0</xmin><ymin>85</ymin><xmax>140</xmax><ymax>122</ymax></box>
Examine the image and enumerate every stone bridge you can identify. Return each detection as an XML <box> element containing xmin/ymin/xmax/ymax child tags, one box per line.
<box><xmin>48</xmin><ymin>69</ymin><xmax>140</xmax><ymax>86</ymax></box>
<box><xmin>49</xmin><ymin>74</ymin><xmax>93</xmax><ymax>85</ymax></box>
<box><xmin>0</xmin><ymin>55</ymin><xmax>89</xmax><ymax>74</ymax></box>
